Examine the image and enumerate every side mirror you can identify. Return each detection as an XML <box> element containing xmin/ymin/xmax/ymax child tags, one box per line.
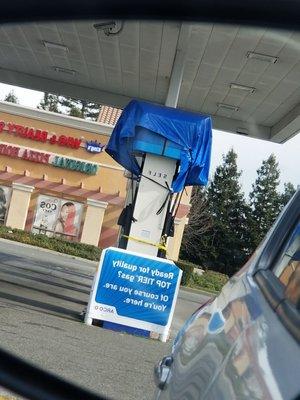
<box><xmin>154</xmin><ymin>355</ymin><xmax>173</xmax><ymax>390</ymax></box>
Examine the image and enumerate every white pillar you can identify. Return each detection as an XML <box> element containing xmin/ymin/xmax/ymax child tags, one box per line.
<box><xmin>6</xmin><ymin>183</ymin><xmax>34</xmax><ymax>230</ymax></box>
<box><xmin>167</xmin><ymin>217</ymin><xmax>189</xmax><ymax>261</ymax></box>
<box><xmin>80</xmin><ymin>199</ymin><xmax>108</xmax><ymax>246</ymax></box>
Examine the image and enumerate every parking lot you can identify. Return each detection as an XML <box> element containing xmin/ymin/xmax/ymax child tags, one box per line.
<box><xmin>0</xmin><ymin>240</ymin><xmax>210</xmax><ymax>400</ymax></box>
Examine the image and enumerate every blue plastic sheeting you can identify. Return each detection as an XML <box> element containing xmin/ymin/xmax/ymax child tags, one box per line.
<box><xmin>106</xmin><ymin>100</ymin><xmax>212</xmax><ymax>192</ymax></box>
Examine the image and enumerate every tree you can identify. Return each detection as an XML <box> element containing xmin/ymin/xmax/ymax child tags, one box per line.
<box><xmin>38</xmin><ymin>93</ymin><xmax>60</xmax><ymax>112</ymax></box>
<box><xmin>249</xmin><ymin>154</ymin><xmax>281</xmax><ymax>249</ymax></box>
<box><xmin>69</xmin><ymin>106</ymin><xmax>82</xmax><ymax>118</ymax></box>
<box><xmin>37</xmin><ymin>92</ymin><xmax>101</xmax><ymax>119</ymax></box>
<box><xmin>195</xmin><ymin>149</ymin><xmax>250</xmax><ymax>276</ymax></box>
<box><xmin>207</xmin><ymin>149</ymin><xmax>250</xmax><ymax>275</ymax></box>
<box><xmin>279</xmin><ymin>182</ymin><xmax>296</xmax><ymax>210</ymax></box>
<box><xmin>180</xmin><ymin>186</ymin><xmax>212</xmax><ymax>263</ymax></box>
<box><xmin>4</xmin><ymin>91</ymin><xmax>19</xmax><ymax>103</ymax></box>
<box><xmin>58</xmin><ymin>96</ymin><xmax>101</xmax><ymax>120</ymax></box>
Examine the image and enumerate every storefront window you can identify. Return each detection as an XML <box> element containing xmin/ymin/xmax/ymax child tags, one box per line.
<box><xmin>0</xmin><ymin>186</ymin><xmax>11</xmax><ymax>225</ymax></box>
<box><xmin>32</xmin><ymin>195</ymin><xmax>83</xmax><ymax>239</ymax></box>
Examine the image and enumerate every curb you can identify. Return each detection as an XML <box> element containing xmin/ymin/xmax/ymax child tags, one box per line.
<box><xmin>180</xmin><ymin>285</ymin><xmax>217</xmax><ymax>297</ymax></box>
<box><xmin>0</xmin><ymin>237</ymin><xmax>98</xmax><ymax>266</ymax></box>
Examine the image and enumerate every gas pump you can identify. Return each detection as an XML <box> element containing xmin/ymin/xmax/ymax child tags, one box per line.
<box><xmin>106</xmin><ymin>100</ymin><xmax>212</xmax><ymax>258</ymax></box>
<box><xmin>117</xmin><ymin>132</ymin><xmax>180</xmax><ymax>257</ymax></box>
<box><xmin>85</xmin><ymin>100</ymin><xmax>212</xmax><ymax>341</ymax></box>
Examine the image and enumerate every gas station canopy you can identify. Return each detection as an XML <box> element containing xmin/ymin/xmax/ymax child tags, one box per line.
<box><xmin>0</xmin><ymin>20</ymin><xmax>299</xmax><ymax>143</ymax></box>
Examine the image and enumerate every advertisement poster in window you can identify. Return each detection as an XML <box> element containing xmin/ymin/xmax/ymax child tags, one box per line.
<box><xmin>32</xmin><ymin>196</ymin><xmax>60</xmax><ymax>235</ymax></box>
<box><xmin>0</xmin><ymin>185</ymin><xmax>11</xmax><ymax>224</ymax></box>
<box><xmin>55</xmin><ymin>200</ymin><xmax>83</xmax><ymax>237</ymax></box>
<box><xmin>32</xmin><ymin>195</ymin><xmax>83</xmax><ymax>238</ymax></box>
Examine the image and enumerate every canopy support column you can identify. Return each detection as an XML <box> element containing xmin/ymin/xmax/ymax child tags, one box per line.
<box><xmin>165</xmin><ymin>23</ymin><xmax>192</xmax><ymax>108</ymax></box>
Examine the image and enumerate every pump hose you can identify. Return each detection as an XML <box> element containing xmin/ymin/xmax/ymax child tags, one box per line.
<box><xmin>140</xmin><ymin>173</ymin><xmax>173</xmax><ymax>215</ymax></box>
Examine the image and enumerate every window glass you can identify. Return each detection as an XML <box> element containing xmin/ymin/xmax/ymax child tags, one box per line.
<box><xmin>32</xmin><ymin>195</ymin><xmax>83</xmax><ymax>239</ymax></box>
<box><xmin>0</xmin><ymin>185</ymin><xmax>11</xmax><ymax>224</ymax></box>
<box><xmin>273</xmin><ymin>222</ymin><xmax>300</xmax><ymax>309</ymax></box>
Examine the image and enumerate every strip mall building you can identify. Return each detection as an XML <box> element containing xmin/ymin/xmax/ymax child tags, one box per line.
<box><xmin>0</xmin><ymin>101</ymin><xmax>190</xmax><ymax>260</ymax></box>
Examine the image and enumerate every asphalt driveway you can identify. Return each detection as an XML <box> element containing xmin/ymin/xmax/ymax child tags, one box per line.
<box><xmin>0</xmin><ymin>239</ymin><xmax>210</xmax><ymax>400</ymax></box>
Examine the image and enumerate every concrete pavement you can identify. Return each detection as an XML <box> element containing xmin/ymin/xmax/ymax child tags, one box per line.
<box><xmin>0</xmin><ymin>240</ymin><xmax>210</xmax><ymax>400</ymax></box>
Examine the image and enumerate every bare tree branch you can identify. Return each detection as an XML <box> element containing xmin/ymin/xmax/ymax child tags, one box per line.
<box><xmin>181</xmin><ymin>187</ymin><xmax>212</xmax><ymax>260</ymax></box>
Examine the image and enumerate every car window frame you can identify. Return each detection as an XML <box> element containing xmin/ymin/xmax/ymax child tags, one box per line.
<box><xmin>272</xmin><ymin>223</ymin><xmax>300</xmax><ymax>284</ymax></box>
<box><xmin>254</xmin><ymin>190</ymin><xmax>300</xmax><ymax>274</ymax></box>
<box><xmin>253</xmin><ymin>190</ymin><xmax>300</xmax><ymax>342</ymax></box>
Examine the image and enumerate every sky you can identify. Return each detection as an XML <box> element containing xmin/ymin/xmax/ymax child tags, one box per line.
<box><xmin>0</xmin><ymin>82</ymin><xmax>299</xmax><ymax>197</ymax></box>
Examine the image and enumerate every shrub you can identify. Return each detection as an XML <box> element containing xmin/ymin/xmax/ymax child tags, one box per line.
<box><xmin>190</xmin><ymin>269</ymin><xmax>229</xmax><ymax>293</ymax></box>
<box><xmin>176</xmin><ymin>258</ymin><xmax>229</xmax><ymax>292</ymax></box>
<box><xmin>0</xmin><ymin>225</ymin><xmax>102</xmax><ymax>261</ymax></box>
<box><xmin>176</xmin><ymin>259</ymin><xmax>196</xmax><ymax>286</ymax></box>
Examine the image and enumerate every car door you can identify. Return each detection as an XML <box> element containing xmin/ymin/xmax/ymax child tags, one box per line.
<box><xmin>155</xmin><ymin>191</ymin><xmax>300</xmax><ymax>400</ymax></box>
<box><xmin>205</xmin><ymin>194</ymin><xmax>300</xmax><ymax>400</ymax></box>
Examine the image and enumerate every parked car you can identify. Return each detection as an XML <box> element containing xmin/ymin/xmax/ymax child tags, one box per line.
<box><xmin>154</xmin><ymin>190</ymin><xmax>300</xmax><ymax>400</ymax></box>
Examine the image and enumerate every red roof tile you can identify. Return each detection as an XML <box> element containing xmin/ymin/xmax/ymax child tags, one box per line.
<box><xmin>0</xmin><ymin>169</ymin><xmax>124</xmax><ymax>206</ymax></box>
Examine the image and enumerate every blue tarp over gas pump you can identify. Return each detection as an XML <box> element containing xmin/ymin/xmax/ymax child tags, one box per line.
<box><xmin>106</xmin><ymin>100</ymin><xmax>212</xmax><ymax>192</ymax></box>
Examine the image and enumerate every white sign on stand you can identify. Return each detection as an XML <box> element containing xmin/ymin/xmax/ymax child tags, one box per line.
<box><xmin>85</xmin><ymin>247</ymin><xmax>182</xmax><ymax>342</ymax></box>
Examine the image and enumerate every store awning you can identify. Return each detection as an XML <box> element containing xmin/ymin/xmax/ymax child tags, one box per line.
<box><xmin>0</xmin><ymin>167</ymin><xmax>124</xmax><ymax>206</ymax></box>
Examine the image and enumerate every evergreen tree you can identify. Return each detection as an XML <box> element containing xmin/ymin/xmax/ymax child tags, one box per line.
<box><xmin>4</xmin><ymin>90</ymin><xmax>19</xmax><ymax>103</ymax></box>
<box><xmin>38</xmin><ymin>93</ymin><xmax>60</xmax><ymax>112</ymax></box>
<box><xmin>58</xmin><ymin>96</ymin><xmax>101</xmax><ymax>120</ymax></box>
<box><xmin>180</xmin><ymin>186</ymin><xmax>212</xmax><ymax>263</ymax></box>
<box><xmin>249</xmin><ymin>154</ymin><xmax>281</xmax><ymax>249</ymax></box>
<box><xmin>279</xmin><ymin>182</ymin><xmax>296</xmax><ymax>210</ymax></box>
<box><xmin>202</xmin><ymin>149</ymin><xmax>250</xmax><ymax>276</ymax></box>
<box><xmin>69</xmin><ymin>106</ymin><xmax>82</xmax><ymax>118</ymax></box>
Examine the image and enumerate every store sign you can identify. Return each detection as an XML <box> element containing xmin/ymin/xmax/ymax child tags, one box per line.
<box><xmin>0</xmin><ymin>142</ymin><xmax>99</xmax><ymax>175</ymax></box>
<box><xmin>85</xmin><ymin>140</ymin><xmax>105</xmax><ymax>153</ymax></box>
<box><xmin>85</xmin><ymin>247</ymin><xmax>182</xmax><ymax>336</ymax></box>
<box><xmin>32</xmin><ymin>195</ymin><xmax>83</xmax><ymax>237</ymax></box>
<box><xmin>0</xmin><ymin>120</ymin><xmax>81</xmax><ymax>149</ymax></box>
<box><xmin>52</xmin><ymin>156</ymin><xmax>98</xmax><ymax>175</ymax></box>
<box><xmin>0</xmin><ymin>143</ymin><xmax>50</xmax><ymax>164</ymax></box>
